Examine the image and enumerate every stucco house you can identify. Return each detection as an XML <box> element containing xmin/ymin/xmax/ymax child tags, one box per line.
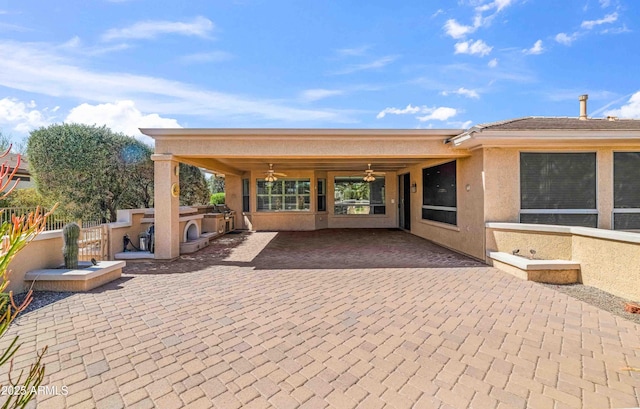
<box><xmin>141</xmin><ymin>95</ymin><xmax>640</xmax><ymax>300</ymax></box>
<box><xmin>2</xmin><ymin>152</ymin><xmax>34</xmax><ymax>191</ymax></box>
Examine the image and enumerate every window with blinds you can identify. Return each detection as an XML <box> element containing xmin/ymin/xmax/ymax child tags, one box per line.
<box><xmin>613</xmin><ymin>152</ymin><xmax>640</xmax><ymax>230</ymax></box>
<box><xmin>519</xmin><ymin>152</ymin><xmax>597</xmax><ymax>227</ymax></box>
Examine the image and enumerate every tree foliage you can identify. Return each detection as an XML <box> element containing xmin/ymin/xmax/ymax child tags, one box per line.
<box><xmin>27</xmin><ymin>124</ymin><xmax>155</xmax><ymax>222</ymax></box>
<box><xmin>208</xmin><ymin>175</ymin><xmax>225</xmax><ymax>194</ymax></box>
<box><xmin>27</xmin><ymin>124</ymin><xmax>210</xmax><ymax>221</ymax></box>
<box><xmin>179</xmin><ymin>163</ymin><xmax>209</xmax><ymax>206</ymax></box>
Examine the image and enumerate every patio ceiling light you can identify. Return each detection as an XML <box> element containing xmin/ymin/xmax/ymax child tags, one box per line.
<box><xmin>264</xmin><ymin>163</ymin><xmax>286</xmax><ymax>183</ymax></box>
<box><xmin>363</xmin><ymin>163</ymin><xmax>384</xmax><ymax>182</ymax></box>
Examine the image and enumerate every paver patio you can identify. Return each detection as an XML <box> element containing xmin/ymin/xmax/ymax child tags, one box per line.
<box><xmin>3</xmin><ymin>229</ymin><xmax>640</xmax><ymax>408</ymax></box>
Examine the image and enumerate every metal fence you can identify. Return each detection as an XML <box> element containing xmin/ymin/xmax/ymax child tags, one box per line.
<box><xmin>0</xmin><ymin>207</ymin><xmax>101</xmax><ymax>231</ymax></box>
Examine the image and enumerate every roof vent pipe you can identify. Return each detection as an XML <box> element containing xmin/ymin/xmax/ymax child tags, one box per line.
<box><xmin>579</xmin><ymin>94</ymin><xmax>588</xmax><ymax>120</ymax></box>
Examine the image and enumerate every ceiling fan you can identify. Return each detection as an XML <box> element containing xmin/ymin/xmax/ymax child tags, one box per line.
<box><xmin>264</xmin><ymin>163</ymin><xmax>287</xmax><ymax>182</ymax></box>
<box><xmin>362</xmin><ymin>163</ymin><xmax>385</xmax><ymax>182</ymax></box>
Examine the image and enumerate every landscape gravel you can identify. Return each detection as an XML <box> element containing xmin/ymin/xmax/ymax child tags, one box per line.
<box><xmin>541</xmin><ymin>282</ymin><xmax>640</xmax><ymax>325</ymax></box>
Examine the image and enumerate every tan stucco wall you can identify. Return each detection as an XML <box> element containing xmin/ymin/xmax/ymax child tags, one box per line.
<box><xmin>250</xmin><ymin>213</ymin><xmax>317</xmax><ymax>231</ymax></box>
<box><xmin>6</xmin><ymin>231</ymin><xmax>64</xmax><ymax>294</ymax></box>
<box><xmin>486</xmin><ymin>229</ymin><xmax>572</xmax><ymax>260</ymax></box>
<box><xmin>107</xmin><ymin>212</ymin><xmax>150</xmax><ymax>259</ymax></box>
<box><xmin>225</xmin><ymin>174</ymin><xmax>244</xmax><ymax>229</ymax></box>
<box><xmin>404</xmin><ymin>151</ymin><xmax>485</xmax><ymax>260</ymax></box>
<box><xmin>486</xmin><ymin>225</ymin><xmax>640</xmax><ymax>301</ymax></box>
<box><xmin>572</xmin><ymin>234</ymin><xmax>640</xmax><ymax>300</ymax></box>
<box><xmin>483</xmin><ymin>148</ymin><xmax>520</xmax><ymax>223</ymax></box>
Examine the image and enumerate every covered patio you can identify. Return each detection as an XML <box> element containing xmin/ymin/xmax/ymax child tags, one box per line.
<box><xmin>142</xmin><ymin>128</ymin><xmax>472</xmax><ymax>261</ymax></box>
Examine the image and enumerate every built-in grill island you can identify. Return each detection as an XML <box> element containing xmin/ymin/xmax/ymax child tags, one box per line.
<box><xmin>198</xmin><ymin>205</ymin><xmax>236</xmax><ymax>236</ymax></box>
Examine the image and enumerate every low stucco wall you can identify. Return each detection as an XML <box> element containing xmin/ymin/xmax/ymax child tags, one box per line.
<box><xmin>108</xmin><ymin>210</ymin><xmax>151</xmax><ymax>259</ymax></box>
<box><xmin>486</xmin><ymin>229</ymin><xmax>572</xmax><ymax>260</ymax></box>
<box><xmin>6</xmin><ymin>230</ymin><xmax>64</xmax><ymax>294</ymax></box>
<box><xmin>487</xmin><ymin>223</ymin><xmax>640</xmax><ymax>301</ymax></box>
<box><xmin>248</xmin><ymin>212</ymin><xmax>317</xmax><ymax>231</ymax></box>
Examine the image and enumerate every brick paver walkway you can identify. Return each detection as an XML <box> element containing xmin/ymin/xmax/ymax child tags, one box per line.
<box><xmin>3</xmin><ymin>229</ymin><xmax>640</xmax><ymax>408</ymax></box>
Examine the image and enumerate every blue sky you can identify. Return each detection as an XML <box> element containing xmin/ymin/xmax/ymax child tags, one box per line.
<box><xmin>0</xmin><ymin>0</ymin><xmax>639</xmax><ymax>145</ymax></box>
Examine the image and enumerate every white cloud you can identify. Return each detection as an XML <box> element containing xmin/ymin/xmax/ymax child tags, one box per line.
<box><xmin>331</xmin><ymin>55</ymin><xmax>399</xmax><ymax>75</ymax></box>
<box><xmin>0</xmin><ymin>98</ymin><xmax>56</xmax><ymax>133</ymax></box>
<box><xmin>300</xmin><ymin>89</ymin><xmax>344</xmax><ymax>102</ymax></box>
<box><xmin>523</xmin><ymin>39</ymin><xmax>544</xmax><ymax>55</ymax></box>
<box><xmin>599</xmin><ymin>0</ymin><xmax>611</xmax><ymax>6</ymax></box>
<box><xmin>376</xmin><ymin>104</ymin><xmax>422</xmax><ymax>119</ymax></box>
<box><xmin>376</xmin><ymin>104</ymin><xmax>457</xmax><ymax>122</ymax></box>
<box><xmin>600</xmin><ymin>24</ymin><xmax>630</xmax><ymax>34</ymax></box>
<box><xmin>488</xmin><ymin>58</ymin><xmax>499</xmax><ymax>68</ymax></box>
<box><xmin>476</xmin><ymin>0</ymin><xmax>513</xmax><ymax>13</ymax></box>
<box><xmin>447</xmin><ymin>120</ymin><xmax>474</xmax><ymax>129</ymax></box>
<box><xmin>102</xmin><ymin>16</ymin><xmax>214</xmax><ymax>41</ymax></box>
<box><xmin>179</xmin><ymin>51</ymin><xmax>233</xmax><ymax>64</ymax></box>
<box><xmin>441</xmin><ymin>87</ymin><xmax>480</xmax><ymax>99</ymax></box>
<box><xmin>417</xmin><ymin>107</ymin><xmax>458</xmax><ymax>122</ymax></box>
<box><xmin>454</xmin><ymin>39</ymin><xmax>492</xmax><ymax>57</ymax></box>
<box><xmin>336</xmin><ymin>46</ymin><xmax>370</xmax><ymax>57</ymax></box>
<box><xmin>65</xmin><ymin>100</ymin><xmax>181</xmax><ymax>144</ymax></box>
<box><xmin>0</xmin><ymin>40</ymin><xmax>343</xmax><ymax>123</ymax></box>
<box><xmin>555</xmin><ymin>32</ymin><xmax>578</xmax><ymax>45</ymax></box>
<box><xmin>604</xmin><ymin>91</ymin><xmax>640</xmax><ymax>118</ymax></box>
<box><xmin>443</xmin><ymin>19</ymin><xmax>479</xmax><ymax>39</ymax></box>
<box><xmin>581</xmin><ymin>12</ymin><xmax>618</xmax><ymax>30</ymax></box>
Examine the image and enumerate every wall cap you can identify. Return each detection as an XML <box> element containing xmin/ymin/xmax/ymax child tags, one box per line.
<box><xmin>486</xmin><ymin>222</ymin><xmax>640</xmax><ymax>244</ymax></box>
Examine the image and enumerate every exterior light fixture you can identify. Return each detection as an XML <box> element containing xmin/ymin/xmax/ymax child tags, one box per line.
<box><xmin>363</xmin><ymin>174</ymin><xmax>376</xmax><ymax>182</ymax></box>
<box><xmin>265</xmin><ymin>174</ymin><xmax>277</xmax><ymax>183</ymax></box>
<box><xmin>410</xmin><ymin>182</ymin><xmax>417</xmax><ymax>193</ymax></box>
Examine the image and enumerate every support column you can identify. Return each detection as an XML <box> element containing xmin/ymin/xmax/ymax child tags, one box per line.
<box><xmin>151</xmin><ymin>154</ymin><xmax>180</xmax><ymax>259</ymax></box>
<box><xmin>597</xmin><ymin>150</ymin><xmax>613</xmax><ymax>229</ymax></box>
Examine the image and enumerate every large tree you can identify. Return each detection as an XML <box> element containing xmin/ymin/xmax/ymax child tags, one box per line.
<box><xmin>179</xmin><ymin>163</ymin><xmax>210</xmax><ymax>206</ymax></box>
<box><xmin>27</xmin><ymin>124</ymin><xmax>209</xmax><ymax>222</ymax></box>
<box><xmin>27</xmin><ymin>124</ymin><xmax>155</xmax><ymax>222</ymax></box>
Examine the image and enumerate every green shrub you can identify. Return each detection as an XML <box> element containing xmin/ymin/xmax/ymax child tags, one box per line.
<box><xmin>210</xmin><ymin>192</ymin><xmax>225</xmax><ymax>204</ymax></box>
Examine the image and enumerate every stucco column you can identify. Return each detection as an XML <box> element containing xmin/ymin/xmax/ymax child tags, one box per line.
<box><xmin>597</xmin><ymin>150</ymin><xmax>613</xmax><ymax>229</ymax></box>
<box><xmin>151</xmin><ymin>154</ymin><xmax>180</xmax><ymax>259</ymax></box>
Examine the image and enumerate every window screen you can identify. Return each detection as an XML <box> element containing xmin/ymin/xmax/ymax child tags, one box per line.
<box><xmin>613</xmin><ymin>152</ymin><xmax>640</xmax><ymax>230</ymax></box>
<box><xmin>520</xmin><ymin>153</ymin><xmax>597</xmax><ymax>227</ymax></box>
<box><xmin>242</xmin><ymin>179</ymin><xmax>250</xmax><ymax>212</ymax></box>
<box><xmin>422</xmin><ymin>161</ymin><xmax>457</xmax><ymax>225</ymax></box>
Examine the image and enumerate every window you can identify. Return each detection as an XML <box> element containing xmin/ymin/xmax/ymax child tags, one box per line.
<box><xmin>422</xmin><ymin>161</ymin><xmax>457</xmax><ymax>225</ymax></box>
<box><xmin>317</xmin><ymin>179</ymin><xmax>326</xmax><ymax>212</ymax></box>
<box><xmin>256</xmin><ymin>179</ymin><xmax>310</xmax><ymax>211</ymax></box>
<box><xmin>334</xmin><ymin>176</ymin><xmax>385</xmax><ymax>215</ymax></box>
<box><xmin>520</xmin><ymin>153</ymin><xmax>597</xmax><ymax>227</ymax></box>
<box><xmin>242</xmin><ymin>179</ymin><xmax>250</xmax><ymax>212</ymax></box>
<box><xmin>613</xmin><ymin>152</ymin><xmax>640</xmax><ymax>230</ymax></box>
